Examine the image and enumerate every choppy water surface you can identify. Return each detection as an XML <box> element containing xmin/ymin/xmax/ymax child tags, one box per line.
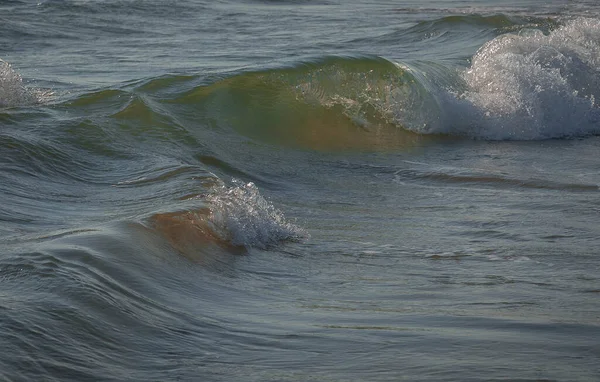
<box><xmin>2</xmin><ymin>1</ymin><xmax>600</xmax><ymax>381</ymax></box>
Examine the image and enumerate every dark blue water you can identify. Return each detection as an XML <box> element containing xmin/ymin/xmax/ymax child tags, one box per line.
<box><xmin>2</xmin><ymin>1</ymin><xmax>600</xmax><ymax>380</ymax></box>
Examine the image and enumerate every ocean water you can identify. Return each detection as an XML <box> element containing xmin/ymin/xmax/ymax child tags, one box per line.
<box><xmin>2</xmin><ymin>0</ymin><xmax>600</xmax><ymax>380</ymax></box>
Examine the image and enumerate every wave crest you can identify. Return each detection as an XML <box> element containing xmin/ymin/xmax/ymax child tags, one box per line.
<box><xmin>149</xmin><ymin>179</ymin><xmax>306</xmax><ymax>257</ymax></box>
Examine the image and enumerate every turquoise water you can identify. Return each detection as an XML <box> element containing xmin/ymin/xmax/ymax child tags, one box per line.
<box><xmin>2</xmin><ymin>1</ymin><xmax>600</xmax><ymax>381</ymax></box>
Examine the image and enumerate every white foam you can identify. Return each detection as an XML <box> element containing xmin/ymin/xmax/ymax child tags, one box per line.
<box><xmin>438</xmin><ymin>18</ymin><xmax>600</xmax><ymax>140</ymax></box>
<box><xmin>0</xmin><ymin>59</ymin><xmax>50</xmax><ymax>107</ymax></box>
<box><xmin>205</xmin><ymin>179</ymin><xmax>307</xmax><ymax>249</ymax></box>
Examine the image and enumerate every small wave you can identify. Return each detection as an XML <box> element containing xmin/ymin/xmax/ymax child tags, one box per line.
<box><xmin>242</xmin><ymin>0</ymin><xmax>323</xmax><ymax>4</ymax></box>
<box><xmin>391</xmin><ymin>6</ymin><xmax>569</xmax><ymax>17</ymax></box>
<box><xmin>395</xmin><ymin>167</ymin><xmax>599</xmax><ymax>192</ymax></box>
<box><xmin>0</xmin><ymin>59</ymin><xmax>51</xmax><ymax>108</ymax></box>
<box><xmin>149</xmin><ymin>179</ymin><xmax>306</xmax><ymax>257</ymax></box>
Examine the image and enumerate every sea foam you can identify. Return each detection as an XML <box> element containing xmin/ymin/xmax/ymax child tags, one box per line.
<box><xmin>0</xmin><ymin>59</ymin><xmax>49</xmax><ymax>107</ymax></box>
<box><xmin>448</xmin><ymin>17</ymin><xmax>600</xmax><ymax>139</ymax></box>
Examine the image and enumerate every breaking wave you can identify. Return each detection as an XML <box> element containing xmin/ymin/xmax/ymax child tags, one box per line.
<box><xmin>156</xmin><ymin>17</ymin><xmax>600</xmax><ymax>143</ymax></box>
<box><xmin>7</xmin><ymin>17</ymin><xmax>600</xmax><ymax>143</ymax></box>
<box><xmin>149</xmin><ymin>179</ymin><xmax>307</xmax><ymax>257</ymax></box>
<box><xmin>451</xmin><ymin>17</ymin><xmax>600</xmax><ymax>139</ymax></box>
<box><xmin>205</xmin><ymin>179</ymin><xmax>307</xmax><ymax>249</ymax></box>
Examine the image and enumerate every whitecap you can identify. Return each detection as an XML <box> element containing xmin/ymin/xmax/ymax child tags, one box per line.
<box><xmin>446</xmin><ymin>17</ymin><xmax>600</xmax><ymax>140</ymax></box>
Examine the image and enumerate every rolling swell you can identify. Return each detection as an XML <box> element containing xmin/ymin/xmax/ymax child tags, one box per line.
<box><xmin>2</xmin><ymin>16</ymin><xmax>600</xmax><ymax>250</ymax></box>
<box><xmin>162</xmin><ymin>56</ymin><xmax>436</xmax><ymax>150</ymax></box>
<box><xmin>5</xmin><ymin>17</ymin><xmax>600</xmax><ymax>146</ymax></box>
<box><xmin>0</xmin><ymin>227</ymin><xmax>233</xmax><ymax>381</ymax></box>
<box><xmin>138</xmin><ymin>16</ymin><xmax>600</xmax><ymax>145</ymax></box>
<box><xmin>2</xmin><ymin>15</ymin><xmax>599</xmax><ymax>251</ymax></box>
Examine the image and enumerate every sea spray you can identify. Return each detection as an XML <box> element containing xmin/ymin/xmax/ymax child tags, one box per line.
<box><xmin>0</xmin><ymin>59</ymin><xmax>50</xmax><ymax>107</ymax></box>
<box><xmin>451</xmin><ymin>17</ymin><xmax>600</xmax><ymax>139</ymax></box>
<box><xmin>206</xmin><ymin>179</ymin><xmax>307</xmax><ymax>249</ymax></box>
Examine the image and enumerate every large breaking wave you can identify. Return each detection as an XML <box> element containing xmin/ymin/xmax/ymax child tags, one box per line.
<box><xmin>4</xmin><ymin>17</ymin><xmax>600</xmax><ymax>143</ymax></box>
<box><xmin>158</xmin><ymin>17</ymin><xmax>600</xmax><ymax>143</ymax></box>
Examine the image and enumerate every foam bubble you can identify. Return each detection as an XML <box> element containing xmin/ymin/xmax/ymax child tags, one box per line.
<box><xmin>441</xmin><ymin>18</ymin><xmax>600</xmax><ymax>140</ymax></box>
<box><xmin>206</xmin><ymin>179</ymin><xmax>307</xmax><ymax>249</ymax></box>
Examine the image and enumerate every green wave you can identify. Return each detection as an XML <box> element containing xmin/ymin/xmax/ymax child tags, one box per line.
<box><xmin>62</xmin><ymin>56</ymin><xmax>454</xmax><ymax>151</ymax></box>
<box><xmin>163</xmin><ymin>56</ymin><xmax>441</xmax><ymax>150</ymax></box>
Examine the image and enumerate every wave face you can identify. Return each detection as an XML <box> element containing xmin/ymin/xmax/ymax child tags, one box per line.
<box><xmin>168</xmin><ymin>56</ymin><xmax>430</xmax><ymax>150</ymax></box>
